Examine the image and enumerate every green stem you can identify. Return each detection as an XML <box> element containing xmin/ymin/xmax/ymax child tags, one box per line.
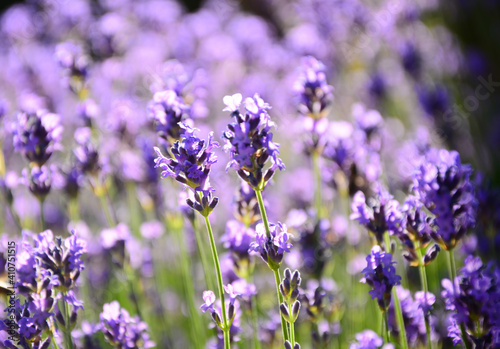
<box><xmin>273</xmin><ymin>268</ymin><xmax>290</xmax><ymax>343</ymax></box>
<box><xmin>447</xmin><ymin>250</ymin><xmax>472</xmax><ymax>349</ymax></box>
<box><xmin>312</xmin><ymin>151</ymin><xmax>323</xmax><ymax>218</ymax></box>
<box><xmin>416</xmin><ymin>245</ymin><xmax>433</xmax><ymax>349</ymax></box>
<box><xmin>288</xmin><ymin>303</ymin><xmax>296</xmax><ymax>347</ymax></box>
<box><xmin>255</xmin><ymin>188</ymin><xmax>290</xmax><ymax>343</ymax></box>
<box><xmin>68</xmin><ymin>197</ymin><xmax>80</xmax><ymax>222</ymax></box>
<box><xmin>61</xmin><ymin>296</ymin><xmax>75</xmax><ymax>349</ymax></box>
<box><xmin>383</xmin><ymin>311</ymin><xmax>390</xmax><ymax>344</ymax></box>
<box><xmin>203</xmin><ymin>216</ymin><xmax>230</xmax><ymax>349</ymax></box>
<box><xmin>383</xmin><ymin>233</ymin><xmax>408</xmax><ymax>349</ymax></box>
<box><xmin>254</xmin><ymin>189</ymin><xmax>271</xmax><ymax>238</ymax></box>
<box><xmin>40</xmin><ymin>199</ymin><xmax>46</xmax><ymax>230</ymax></box>
<box><xmin>192</xmin><ymin>217</ymin><xmax>216</xmax><ymax>291</ymax></box>
<box><xmin>250</xmin><ymin>297</ymin><xmax>262</xmax><ymax>349</ymax></box>
<box><xmin>173</xmin><ymin>218</ymin><xmax>205</xmax><ymax>349</ymax></box>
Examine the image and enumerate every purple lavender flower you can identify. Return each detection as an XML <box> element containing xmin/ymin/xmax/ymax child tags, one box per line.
<box><xmin>221</xmin><ymin>220</ymin><xmax>255</xmax><ymax>275</ymax></box>
<box><xmin>12</xmin><ymin>110</ymin><xmax>63</xmax><ymax>166</ymax></box>
<box><xmin>55</xmin><ymin>41</ymin><xmax>89</xmax><ymax>94</ymax></box>
<box><xmin>249</xmin><ymin>222</ymin><xmax>292</xmax><ymax>270</ymax></box>
<box><xmin>28</xmin><ymin>229</ymin><xmax>87</xmax><ymax>292</ymax></box>
<box><xmin>222</xmin><ymin>93</ymin><xmax>284</xmax><ymax>189</ymax></box>
<box><xmin>361</xmin><ymin>245</ymin><xmax>401</xmax><ymax>311</ymax></box>
<box><xmin>22</xmin><ymin>165</ymin><xmax>52</xmax><ymax>201</ymax></box>
<box><xmin>100</xmin><ymin>301</ymin><xmax>155</xmax><ymax>349</ymax></box>
<box><xmin>200</xmin><ymin>290</ymin><xmax>216</xmax><ymax>313</ymax></box>
<box><xmin>398</xmin><ymin>196</ymin><xmax>440</xmax><ymax>266</ymax></box>
<box><xmin>388</xmin><ymin>286</ymin><xmax>435</xmax><ymax>346</ymax></box>
<box><xmin>349</xmin><ymin>329</ymin><xmax>387</xmax><ymax>349</ymax></box>
<box><xmin>148</xmin><ymin>89</ymin><xmax>190</xmax><ymax>143</ymax></box>
<box><xmin>233</xmin><ymin>181</ymin><xmax>260</xmax><ymax>226</ymax></box>
<box><xmin>412</xmin><ymin>148</ymin><xmax>477</xmax><ymax>250</ymax></box>
<box><xmin>294</xmin><ymin>56</ymin><xmax>334</xmax><ymax>119</ymax></box>
<box><xmin>74</xmin><ymin>127</ymin><xmax>101</xmax><ymax>175</ymax></box>
<box><xmin>1</xmin><ymin>299</ymin><xmax>52</xmax><ymax>349</ymax></box>
<box><xmin>154</xmin><ymin>123</ymin><xmax>219</xmax><ymax>216</ymax></box>
<box><xmin>400</xmin><ymin>42</ymin><xmax>421</xmax><ymax>79</ymax></box>
<box><xmin>441</xmin><ymin>255</ymin><xmax>500</xmax><ymax>347</ymax></box>
<box><xmin>350</xmin><ymin>186</ymin><xmax>404</xmax><ymax>244</ymax></box>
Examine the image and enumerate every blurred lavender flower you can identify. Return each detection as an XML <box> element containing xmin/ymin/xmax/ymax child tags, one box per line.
<box><xmin>350</xmin><ymin>329</ymin><xmax>391</xmax><ymax>349</ymax></box>
<box><xmin>249</xmin><ymin>222</ymin><xmax>292</xmax><ymax>270</ymax></box>
<box><xmin>1</xmin><ymin>299</ymin><xmax>52</xmax><ymax>349</ymax></box>
<box><xmin>388</xmin><ymin>286</ymin><xmax>435</xmax><ymax>346</ymax></box>
<box><xmin>361</xmin><ymin>245</ymin><xmax>401</xmax><ymax>311</ymax></box>
<box><xmin>233</xmin><ymin>181</ymin><xmax>260</xmax><ymax>226</ymax></box>
<box><xmin>12</xmin><ymin>110</ymin><xmax>63</xmax><ymax>166</ymax></box>
<box><xmin>294</xmin><ymin>56</ymin><xmax>334</xmax><ymax>119</ymax></box>
<box><xmin>100</xmin><ymin>301</ymin><xmax>155</xmax><ymax>349</ymax></box>
<box><xmin>154</xmin><ymin>123</ymin><xmax>219</xmax><ymax>216</ymax></box>
<box><xmin>74</xmin><ymin>127</ymin><xmax>101</xmax><ymax>175</ymax></box>
<box><xmin>441</xmin><ymin>255</ymin><xmax>500</xmax><ymax>347</ymax></box>
<box><xmin>221</xmin><ymin>220</ymin><xmax>255</xmax><ymax>278</ymax></box>
<box><xmin>412</xmin><ymin>148</ymin><xmax>477</xmax><ymax>250</ymax></box>
<box><xmin>350</xmin><ymin>186</ymin><xmax>404</xmax><ymax>244</ymax></box>
<box><xmin>222</xmin><ymin>93</ymin><xmax>284</xmax><ymax>190</ymax></box>
<box><xmin>55</xmin><ymin>41</ymin><xmax>89</xmax><ymax>95</ymax></box>
<box><xmin>148</xmin><ymin>89</ymin><xmax>190</xmax><ymax>143</ymax></box>
<box><xmin>22</xmin><ymin>165</ymin><xmax>53</xmax><ymax>201</ymax></box>
<box><xmin>398</xmin><ymin>196</ymin><xmax>440</xmax><ymax>266</ymax></box>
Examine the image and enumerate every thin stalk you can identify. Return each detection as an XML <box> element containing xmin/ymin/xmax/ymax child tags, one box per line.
<box><xmin>173</xmin><ymin>219</ymin><xmax>205</xmax><ymax>349</ymax></box>
<box><xmin>250</xmin><ymin>297</ymin><xmax>261</xmax><ymax>349</ymax></box>
<box><xmin>255</xmin><ymin>188</ymin><xmax>290</xmax><ymax>343</ymax></box>
<box><xmin>52</xmin><ymin>339</ymin><xmax>61</xmax><ymax>349</ymax></box>
<box><xmin>254</xmin><ymin>190</ymin><xmax>271</xmax><ymax>238</ymax></box>
<box><xmin>383</xmin><ymin>233</ymin><xmax>408</xmax><ymax>349</ymax></box>
<box><xmin>68</xmin><ymin>197</ymin><xmax>80</xmax><ymax>222</ymax></box>
<box><xmin>383</xmin><ymin>311</ymin><xmax>390</xmax><ymax>344</ymax></box>
<box><xmin>203</xmin><ymin>216</ymin><xmax>230</xmax><ymax>349</ymax></box>
<box><xmin>288</xmin><ymin>303</ymin><xmax>296</xmax><ymax>347</ymax></box>
<box><xmin>416</xmin><ymin>244</ymin><xmax>433</xmax><ymax>349</ymax></box>
<box><xmin>273</xmin><ymin>268</ymin><xmax>290</xmax><ymax>343</ymax></box>
<box><xmin>40</xmin><ymin>199</ymin><xmax>46</xmax><ymax>230</ymax></box>
<box><xmin>192</xmin><ymin>217</ymin><xmax>216</xmax><ymax>291</ymax></box>
<box><xmin>447</xmin><ymin>250</ymin><xmax>472</xmax><ymax>349</ymax></box>
<box><xmin>61</xmin><ymin>297</ymin><xmax>75</xmax><ymax>349</ymax></box>
<box><xmin>312</xmin><ymin>151</ymin><xmax>323</xmax><ymax>218</ymax></box>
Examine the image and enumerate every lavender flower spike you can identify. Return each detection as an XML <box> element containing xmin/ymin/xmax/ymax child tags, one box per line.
<box><xmin>361</xmin><ymin>245</ymin><xmax>401</xmax><ymax>311</ymax></box>
<box><xmin>249</xmin><ymin>222</ymin><xmax>292</xmax><ymax>270</ymax></box>
<box><xmin>412</xmin><ymin>148</ymin><xmax>477</xmax><ymax>250</ymax></box>
<box><xmin>222</xmin><ymin>93</ymin><xmax>284</xmax><ymax>190</ymax></box>
<box><xmin>154</xmin><ymin>123</ymin><xmax>219</xmax><ymax>216</ymax></box>
<box><xmin>294</xmin><ymin>56</ymin><xmax>334</xmax><ymax>119</ymax></box>
<box><xmin>12</xmin><ymin>110</ymin><xmax>63</xmax><ymax>166</ymax></box>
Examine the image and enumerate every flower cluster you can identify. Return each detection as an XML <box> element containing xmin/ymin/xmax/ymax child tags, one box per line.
<box><xmin>349</xmin><ymin>329</ymin><xmax>390</xmax><ymax>349</ymax></box>
<box><xmin>441</xmin><ymin>256</ymin><xmax>500</xmax><ymax>347</ymax></box>
<box><xmin>388</xmin><ymin>287</ymin><xmax>436</xmax><ymax>346</ymax></box>
<box><xmin>249</xmin><ymin>222</ymin><xmax>292</xmax><ymax>270</ymax></box>
<box><xmin>294</xmin><ymin>56</ymin><xmax>334</xmax><ymax>119</ymax></box>
<box><xmin>280</xmin><ymin>269</ymin><xmax>302</xmax><ymax>349</ymax></box>
<box><xmin>154</xmin><ymin>123</ymin><xmax>219</xmax><ymax>216</ymax></box>
<box><xmin>100</xmin><ymin>301</ymin><xmax>155</xmax><ymax>349</ymax></box>
<box><xmin>12</xmin><ymin>110</ymin><xmax>63</xmax><ymax>166</ymax></box>
<box><xmin>412</xmin><ymin>149</ymin><xmax>477</xmax><ymax>250</ymax></box>
<box><xmin>361</xmin><ymin>245</ymin><xmax>401</xmax><ymax>311</ymax></box>
<box><xmin>350</xmin><ymin>187</ymin><xmax>404</xmax><ymax>244</ymax></box>
<box><xmin>222</xmin><ymin>93</ymin><xmax>284</xmax><ymax>190</ymax></box>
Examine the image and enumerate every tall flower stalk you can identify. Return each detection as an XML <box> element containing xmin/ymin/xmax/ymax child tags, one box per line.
<box><xmin>154</xmin><ymin>124</ymin><xmax>230</xmax><ymax>348</ymax></box>
<box><xmin>222</xmin><ymin>93</ymin><xmax>291</xmax><ymax>343</ymax></box>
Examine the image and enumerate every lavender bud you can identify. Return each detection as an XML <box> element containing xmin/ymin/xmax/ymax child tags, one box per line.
<box><xmin>424</xmin><ymin>244</ymin><xmax>440</xmax><ymax>265</ymax></box>
<box><xmin>211</xmin><ymin>311</ymin><xmax>223</xmax><ymax>329</ymax></box>
<box><xmin>228</xmin><ymin>303</ymin><xmax>235</xmax><ymax>321</ymax></box>
<box><xmin>291</xmin><ymin>300</ymin><xmax>301</xmax><ymax>322</ymax></box>
<box><xmin>280</xmin><ymin>303</ymin><xmax>291</xmax><ymax>323</ymax></box>
<box><xmin>56</xmin><ymin>308</ymin><xmax>66</xmax><ymax>327</ymax></box>
<box><xmin>284</xmin><ymin>341</ymin><xmax>292</xmax><ymax>349</ymax></box>
<box><xmin>40</xmin><ymin>338</ymin><xmax>51</xmax><ymax>349</ymax></box>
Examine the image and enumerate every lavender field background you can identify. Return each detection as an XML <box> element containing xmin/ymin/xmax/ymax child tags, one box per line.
<box><xmin>1</xmin><ymin>0</ymin><xmax>500</xmax><ymax>348</ymax></box>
